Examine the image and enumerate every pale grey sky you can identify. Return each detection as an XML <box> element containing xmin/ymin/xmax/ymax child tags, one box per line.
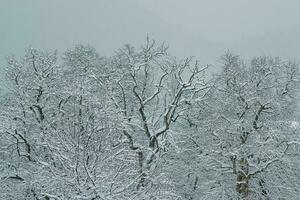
<box><xmin>1</xmin><ymin>0</ymin><xmax>300</xmax><ymax>83</ymax></box>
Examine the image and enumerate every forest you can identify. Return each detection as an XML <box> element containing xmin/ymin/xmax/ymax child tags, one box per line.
<box><xmin>0</xmin><ymin>39</ymin><xmax>300</xmax><ymax>200</ymax></box>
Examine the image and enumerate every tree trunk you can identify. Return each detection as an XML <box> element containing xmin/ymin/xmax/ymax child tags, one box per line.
<box><xmin>236</xmin><ymin>158</ymin><xmax>250</xmax><ymax>198</ymax></box>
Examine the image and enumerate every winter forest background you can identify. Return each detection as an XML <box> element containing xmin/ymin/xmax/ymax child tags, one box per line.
<box><xmin>1</xmin><ymin>1</ymin><xmax>300</xmax><ymax>200</ymax></box>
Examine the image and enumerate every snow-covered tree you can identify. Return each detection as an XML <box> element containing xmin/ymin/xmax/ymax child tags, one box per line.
<box><xmin>1</xmin><ymin>43</ymin><xmax>299</xmax><ymax>200</ymax></box>
<box><xmin>100</xmin><ymin>38</ymin><xmax>209</xmax><ymax>199</ymax></box>
<box><xmin>0</xmin><ymin>48</ymin><xmax>60</xmax><ymax>199</ymax></box>
<box><xmin>185</xmin><ymin>52</ymin><xmax>300</xmax><ymax>199</ymax></box>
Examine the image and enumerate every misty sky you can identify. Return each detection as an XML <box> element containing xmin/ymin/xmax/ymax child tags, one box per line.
<box><xmin>1</xmin><ymin>0</ymin><xmax>300</xmax><ymax>84</ymax></box>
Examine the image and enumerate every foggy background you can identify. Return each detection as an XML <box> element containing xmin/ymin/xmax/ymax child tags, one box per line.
<box><xmin>1</xmin><ymin>0</ymin><xmax>300</xmax><ymax>87</ymax></box>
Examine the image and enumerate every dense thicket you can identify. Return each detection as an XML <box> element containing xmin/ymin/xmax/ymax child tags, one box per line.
<box><xmin>1</xmin><ymin>40</ymin><xmax>299</xmax><ymax>199</ymax></box>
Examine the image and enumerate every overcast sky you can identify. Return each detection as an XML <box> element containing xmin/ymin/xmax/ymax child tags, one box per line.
<box><xmin>1</xmin><ymin>0</ymin><xmax>300</xmax><ymax>83</ymax></box>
